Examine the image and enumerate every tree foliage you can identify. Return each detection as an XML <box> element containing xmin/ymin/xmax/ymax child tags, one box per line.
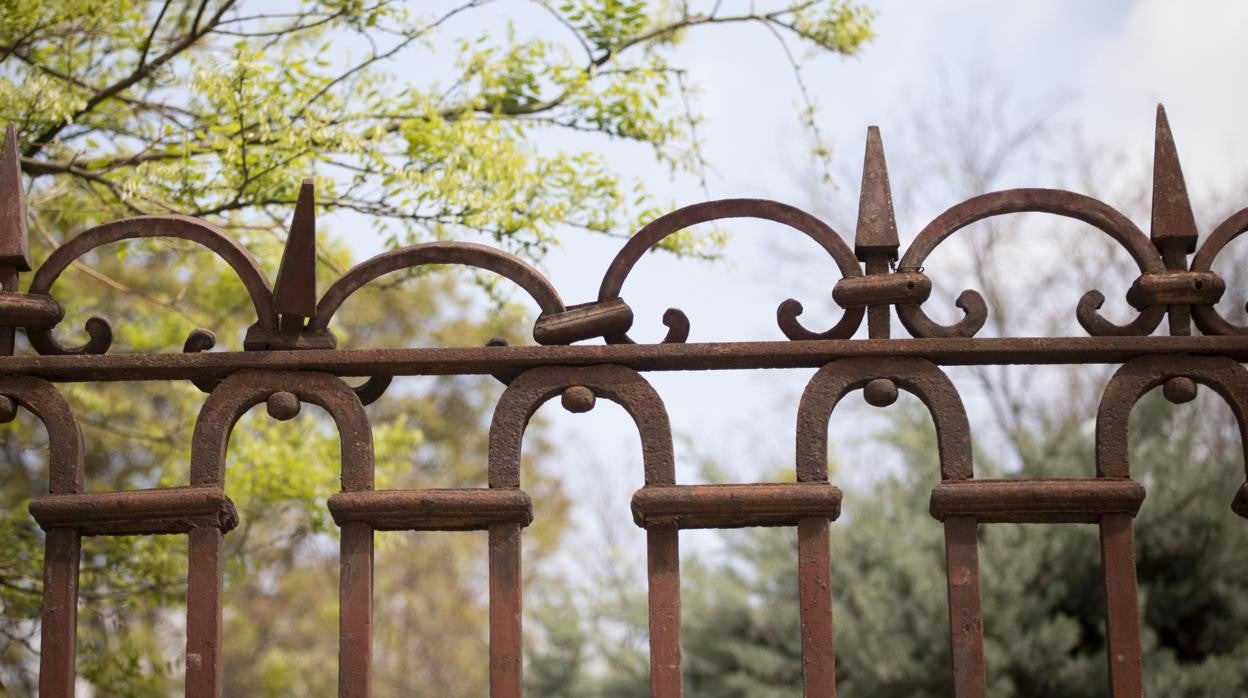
<box><xmin>0</xmin><ymin>1</ymin><xmax>876</xmax><ymax>694</ymax></box>
<box><xmin>1</xmin><ymin>0</ymin><xmax>874</xmax><ymax>256</ymax></box>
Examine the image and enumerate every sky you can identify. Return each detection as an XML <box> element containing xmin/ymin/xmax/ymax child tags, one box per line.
<box><xmin>335</xmin><ymin>1</ymin><xmax>1248</xmax><ymax>567</ymax></box>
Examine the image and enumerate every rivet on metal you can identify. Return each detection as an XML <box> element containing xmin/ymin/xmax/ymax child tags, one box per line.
<box><xmin>266</xmin><ymin>391</ymin><xmax>302</xmax><ymax>420</ymax></box>
<box><xmin>560</xmin><ymin>385</ymin><xmax>596</xmax><ymax>413</ymax></box>
<box><xmin>863</xmin><ymin>378</ymin><xmax>899</xmax><ymax>407</ymax></box>
<box><xmin>1162</xmin><ymin>376</ymin><xmax>1198</xmax><ymax>404</ymax></box>
<box><xmin>0</xmin><ymin>394</ymin><xmax>17</xmax><ymax>423</ymax></box>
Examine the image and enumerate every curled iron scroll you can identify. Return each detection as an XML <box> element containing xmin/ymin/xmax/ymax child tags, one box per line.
<box><xmin>309</xmin><ymin>241</ymin><xmax>565</xmax><ymax>339</ymax></box>
<box><xmin>190</xmin><ymin>370</ymin><xmax>374</xmax><ymax>491</ymax></box>
<box><xmin>308</xmin><ymin>242</ymin><xmax>565</xmax><ymax>404</ymax></box>
<box><xmin>895</xmin><ymin>189</ymin><xmax>1166</xmax><ymax>338</ymax></box>
<box><xmin>1096</xmin><ymin>355</ymin><xmax>1248</xmax><ymax>517</ymax></box>
<box><xmin>1191</xmin><ymin>207</ymin><xmax>1248</xmax><ymax>335</ymax></box>
<box><xmin>796</xmin><ymin>357</ymin><xmax>973</xmax><ymax>482</ymax></box>
<box><xmin>27</xmin><ymin>216</ymin><xmax>276</xmax><ymax>355</ymax></box>
<box><xmin>488</xmin><ymin>364</ymin><xmax>674</xmax><ymax>487</ymax></box>
<box><xmin>597</xmin><ymin>199</ymin><xmax>864</xmax><ymax>344</ymax></box>
<box><xmin>181</xmin><ymin>328</ymin><xmax>393</xmax><ymax>406</ymax></box>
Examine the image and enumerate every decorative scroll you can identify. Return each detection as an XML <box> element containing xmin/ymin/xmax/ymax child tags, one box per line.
<box><xmin>894</xmin><ymin>189</ymin><xmax>1166</xmax><ymax>338</ymax></box>
<box><xmin>3</xmin><ymin>107</ymin><xmax>1238</xmax><ymax>353</ymax></box>
<box><xmin>596</xmin><ymin>199</ymin><xmax>865</xmax><ymax>343</ymax></box>
<box><xmin>26</xmin><ymin>216</ymin><xmax>276</xmax><ymax>355</ymax></box>
<box><xmin>309</xmin><ymin>241</ymin><xmax>566</xmax><ymax>341</ymax></box>
<box><xmin>1191</xmin><ymin>207</ymin><xmax>1248</xmax><ymax>335</ymax></box>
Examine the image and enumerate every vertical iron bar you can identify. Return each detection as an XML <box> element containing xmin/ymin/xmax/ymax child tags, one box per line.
<box><xmin>489</xmin><ymin>522</ymin><xmax>523</xmax><ymax>698</ymax></box>
<box><xmin>647</xmin><ymin>524</ymin><xmax>682</xmax><ymax>697</ymax></box>
<box><xmin>185</xmin><ymin>527</ymin><xmax>224</xmax><ymax>698</ymax></box>
<box><xmin>39</xmin><ymin>528</ymin><xmax>79</xmax><ymax>698</ymax></box>
<box><xmin>0</xmin><ymin>266</ymin><xmax>17</xmax><ymax>355</ymax></box>
<box><xmin>1099</xmin><ymin>512</ymin><xmax>1143</xmax><ymax>697</ymax></box>
<box><xmin>943</xmin><ymin>516</ymin><xmax>986</xmax><ymax>698</ymax></box>
<box><xmin>797</xmin><ymin>516</ymin><xmax>834</xmax><ymax>698</ymax></box>
<box><xmin>865</xmin><ymin>258</ymin><xmax>891</xmax><ymax>340</ymax></box>
<box><xmin>339</xmin><ymin>520</ymin><xmax>373</xmax><ymax>698</ymax></box>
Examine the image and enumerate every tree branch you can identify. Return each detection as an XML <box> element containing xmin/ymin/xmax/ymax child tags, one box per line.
<box><xmin>24</xmin><ymin>0</ymin><xmax>240</xmax><ymax>158</ymax></box>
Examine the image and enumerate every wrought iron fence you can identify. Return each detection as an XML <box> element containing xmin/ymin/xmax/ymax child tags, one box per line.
<box><xmin>3</xmin><ymin>105</ymin><xmax>1247</xmax><ymax>698</ymax></box>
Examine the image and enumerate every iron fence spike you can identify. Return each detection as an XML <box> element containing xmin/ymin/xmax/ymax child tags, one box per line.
<box><xmin>1151</xmin><ymin>104</ymin><xmax>1198</xmax><ymax>254</ymax></box>
<box><xmin>273</xmin><ymin>178</ymin><xmax>318</xmax><ymax>318</ymax></box>
<box><xmin>0</xmin><ymin>124</ymin><xmax>30</xmax><ymax>272</ymax></box>
<box><xmin>854</xmin><ymin>125</ymin><xmax>899</xmax><ymax>262</ymax></box>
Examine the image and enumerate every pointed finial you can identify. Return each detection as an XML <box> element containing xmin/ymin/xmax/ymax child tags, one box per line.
<box><xmin>0</xmin><ymin>125</ymin><xmax>30</xmax><ymax>272</ymax></box>
<box><xmin>854</xmin><ymin>125</ymin><xmax>899</xmax><ymax>262</ymax></box>
<box><xmin>1151</xmin><ymin>104</ymin><xmax>1198</xmax><ymax>254</ymax></box>
<box><xmin>273</xmin><ymin>178</ymin><xmax>317</xmax><ymax>318</ymax></box>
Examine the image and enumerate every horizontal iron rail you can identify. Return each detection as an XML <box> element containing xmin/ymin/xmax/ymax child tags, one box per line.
<box><xmin>0</xmin><ymin>335</ymin><xmax>1246</xmax><ymax>383</ymax></box>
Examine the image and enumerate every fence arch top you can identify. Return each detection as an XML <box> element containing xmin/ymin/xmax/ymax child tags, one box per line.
<box><xmin>488</xmin><ymin>364</ymin><xmax>674</xmax><ymax>488</ymax></box>
<box><xmin>189</xmin><ymin>370</ymin><xmax>374</xmax><ymax>491</ymax></box>
<box><xmin>0</xmin><ymin>376</ymin><xmax>84</xmax><ymax>495</ymax></box>
<box><xmin>308</xmin><ymin>241</ymin><xmax>565</xmax><ymax>338</ymax></box>
<box><xmin>1096</xmin><ymin>355</ymin><xmax>1248</xmax><ymax>516</ymax></box>
<box><xmin>1191</xmin><ymin>207</ymin><xmax>1248</xmax><ymax>335</ymax></box>
<box><xmin>596</xmin><ymin>198</ymin><xmax>865</xmax><ymax>344</ymax></box>
<box><xmin>796</xmin><ymin>357</ymin><xmax>973</xmax><ymax>482</ymax></box>
<box><xmin>27</xmin><ymin>215</ymin><xmax>276</xmax><ymax>355</ymax></box>
<box><xmin>894</xmin><ymin>188</ymin><xmax>1167</xmax><ymax>338</ymax></box>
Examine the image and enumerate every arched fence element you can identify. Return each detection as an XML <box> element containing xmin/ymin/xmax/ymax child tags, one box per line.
<box><xmin>2</xmin><ymin>106</ymin><xmax>1246</xmax><ymax>697</ymax></box>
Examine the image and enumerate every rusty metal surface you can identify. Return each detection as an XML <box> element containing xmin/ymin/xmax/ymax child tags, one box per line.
<box><xmin>308</xmin><ymin>241</ymin><xmax>566</xmax><ymax>339</ymax></box>
<box><xmin>273</xmin><ymin>179</ymin><xmax>320</xmax><ymax>321</ymax></box>
<box><xmin>327</xmin><ymin>488</ymin><xmax>534</xmax><ymax>530</ymax></box>
<box><xmin>630</xmin><ymin>482</ymin><xmax>842</xmax><ymax>528</ymax></box>
<box><xmin>1</xmin><ymin>106</ymin><xmax>1246</xmax><ymax>696</ymax></box>
<box><xmin>6</xmin><ymin>335</ymin><xmax>1248</xmax><ymax>383</ymax></box>
<box><xmin>30</xmin><ymin>486</ymin><xmax>238</xmax><ymax>535</ymax></box>
<box><xmin>929</xmin><ymin>479</ymin><xmax>1145</xmax><ymax>523</ymax></box>
<box><xmin>1190</xmin><ymin>206</ymin><xmax>1248</xmax><ymax>334</ymax></box>
<box><xmin>489</xmin><ymin>365</ymin><xmax>681</xmax><ymax>695</ymax></box>
<box><xmin>896</xmin><ymin>188</ymin><xmax>1166</xmax><ymax>338</ymax></box>
<box><xmin>0</xmin><ymin>125</ymin><xmax>30</xmax><ymax>271</ymax></box>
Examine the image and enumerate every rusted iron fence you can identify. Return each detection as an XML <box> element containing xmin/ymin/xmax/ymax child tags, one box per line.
<box><xmin>3</xmin><ymin>105</ymin><xmax>1247</xmax><ymax>698</ymax></box>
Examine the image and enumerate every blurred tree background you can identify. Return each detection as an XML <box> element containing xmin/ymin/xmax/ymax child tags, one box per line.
<box><xmin>0</xmin><ymin>0</ymin><xmax>875</xmax><ymax>695</ymax></box>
